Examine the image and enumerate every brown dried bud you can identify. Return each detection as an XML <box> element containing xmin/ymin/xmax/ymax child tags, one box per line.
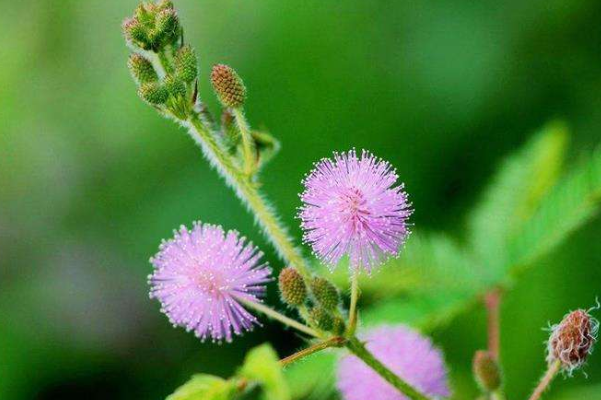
<box><xmin>278</xmin><ymin>267</ymin><xmax>307</xmax><ymax>306</ymax></box>
<box><xmin>547</xmin><ymin>309</ymin><xmax>599</xmax><ymax>373</ymax></box>
<box><xmin>473</xmin><ymin>350</ymin><xmax>502</xmax><ymax>392</ymax></box>
<box><xmin>211</xmin><ymin>64</ymin><xmax>246</xmax><ymax>108</ymax></box>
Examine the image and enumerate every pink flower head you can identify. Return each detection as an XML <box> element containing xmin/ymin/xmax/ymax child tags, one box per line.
<box><xmin>299</xmin><ymin>150</ymin><xmax>412</xmax><ymax>272</ymax></box>
<box><xmin>337</xmin><ymin>325</ymin><xmax>450</xmax><ymax>400</ymax></box>
<box><xmin>149</xmin><ymin>222</ymin><xmax>271</xmax><ymax>342</ymax></box>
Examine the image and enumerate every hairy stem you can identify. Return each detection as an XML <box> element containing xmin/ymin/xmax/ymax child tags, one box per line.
<box><xmin>280</xmin><ymin>336</ymin><xmax>346</xmax><ymax>367</ymax></box>
<box><xmin>232</xmin><ymin>108</ymin><xmax>256</xmax><ymax>176</ymax></box>
<box><xmin>238</xmin><ymin>298</ymin><xmax>318</xmax><ymax>338</ymax></box>
<box><xmin>527</xmin><ymin>360</ymin><xmax>561</xmax><ymax>400</ymax></box>
<box><xmin>485</xmin><ymin>288</ymin><xmax>503</xmax><ymax>360</ymax></box>
<box><xmin>185</xmin><ymin>114</ymin><xmax>310</xmax><ymax>278</ymax></box>
<box><xmin>346</xmin><ymin>337</ymin><xmax>432</xmax><ymax>400</ymax></box>
<box><xmin>347</xmin><ymin>271</ymin><xmax>360</xmax><ymax>335</ymax></box>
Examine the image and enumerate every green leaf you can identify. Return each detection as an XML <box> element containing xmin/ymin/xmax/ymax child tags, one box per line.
<box><xmin>468</xmin><ymin>121</ymin><xmax>568</xmax><ymax>281</ymax></box>
<box><xmin>284</xmin><ymin>351</ymin><xmax>337</xmax><ymax>400</ymax></box>
<box><xmin>510</xmin><ymin>144</ymin><xmax>601</xmax><ymax>271</ymax></box>
<box><xmin>239</xmin><ymin>344</ymin><xmax>290</xmax><ymax>400</ymax></box>
<box><xmin>166</xmin><ymin>374</ymin><xmax>236</xmax><ymax>400</ymax></box>
<box><xmin>550</xmin><ymin>384</ymin><xmax>601</xmax><ymax>400</ymax></box>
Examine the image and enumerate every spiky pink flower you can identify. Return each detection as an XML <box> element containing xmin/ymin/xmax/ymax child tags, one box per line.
<box><xmin>149</xmin><ymin>222</ymin><xmax>271</xmax><ymax>342</ymax></box>
<box><xmin>337</xmin><ymin>325</ymin><xmax>450</xmax><ymax>400</ymax></box>
<box><xmin>299</xmin><ymin>150</ymin><xmax>412</xmax><ymax>272</ymax></box>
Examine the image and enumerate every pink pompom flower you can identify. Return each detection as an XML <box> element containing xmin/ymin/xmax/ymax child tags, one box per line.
<box><xmin>337</xmin><ymin>325</ymin><xmax>450</xmax><ymax>400</ymax></box>
<box><xmin>149</xmin><ymin>222</ymin><xmax>271</xmax><ymax>342</ymax></box>
<box><xmin>299</xmin><ymin>149</ymin><xmax>412</xmax><ymax>272</ymax></box>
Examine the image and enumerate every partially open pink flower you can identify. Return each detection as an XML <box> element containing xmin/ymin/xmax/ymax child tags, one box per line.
<box><xmin>337</xmin><ymin>325</ymin><xmax>450</xmax><ymax>400</ymax></box>
<box><xmin>149</xmin><ymin>222</ymin><xmax>271</xmax><ymax>342</ymax></box>
<box><xmin>299</xmin><ymin>150</ymin><xmax>412</xmax><ymax>272</ymax></box>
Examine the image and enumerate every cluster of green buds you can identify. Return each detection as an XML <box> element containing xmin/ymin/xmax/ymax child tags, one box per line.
<box><xmin>124</xmin><ymin>0</ymin><xmax>278</xmax><ymax>176</ymax></box>
<box><xmin>278</xmin><ymin>268</ymin><xmax>346</xmax><ymax>335</ymax></box>
<box><xmin>123</xmin><ymin>1</ymin><xmax>197</xmax><ymax>119</ymax></box>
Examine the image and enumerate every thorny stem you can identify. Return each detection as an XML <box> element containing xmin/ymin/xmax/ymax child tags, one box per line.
<box><xmin>232</xmin><ymin>107</ymin><xmax>256</xmax><ymax>176</ymax></box>
<box><xmin>238</xmin><ymin>298</ymin><xmax>319</xmax><ymax>338</ymax></box>
<box><xmin>527</xmin><ymin>360</ymin><xmax>561</xmax><ymax>400</ymax></box>
<box><xmin>346</xmin><ymin>336</ymin><xmax>433</xmax><ymax>400</ymax></box>
<box><xmin>347</xmin><ymin>271</ymin><xmax>360</xmax><ymax>335</ymax></box>
<box><xmin>185</xmin><ymin>114</ymin><xmax>311</xmax><ymax>279</ymax></box>
<box><xmin>485</xmin><ymin>288</ymin><xmax>503</xmax><ymax>361</ymax></box>
<box><xmin>280</xmin><ymin>336</ymin><xmax>346</xmax><ymax>367</ymax></box>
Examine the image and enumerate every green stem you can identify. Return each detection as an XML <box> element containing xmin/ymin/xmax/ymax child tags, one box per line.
<box><xmin>157</xmin><ymin>49</ymin><xmax>173</xmax><ymax>75</ymax></box>
<box><xmin>238</xmin><ymin>298</ymin><xmax>319</xmax><ymax>338</ymax></box>
<box><xmin>280</xmin><ymin>337</ymin><xmax>346</xmax><ymax>367</ymax></box>
<box><xmin>347</xmin><ymin>271</ymin><xmax>360</xmax><ymax>335</ymax></box>
<box><xmin>185</xmin><ymin>114</ymin><xmax>310</xmax><ymax>278</ymax></box>
<box><xmin>526</xmin><ymin>360</ymin><xmax>561</xmax><ymax>400</ymax></box>
<box><xmin>232</xmin><ymin>108</ymin><xmax>256</xmax><ymax>176</ymax></box>
<box><xmin>346</xmin><ymin>337</ymin><xmax>432</xmax><ymax>400</ymax></box>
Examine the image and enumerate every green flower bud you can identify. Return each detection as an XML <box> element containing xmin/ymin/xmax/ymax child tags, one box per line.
<box><xmin>332</xmin><ymin>315</ymin><xmax>346</xmax><ymax>336</ymax></box>
<box><xmin>473</xmin><ymin>350</ymin><xmax>502</xmax><ymax>392</ymax></box>
<box><xmin>309</xmin><ymin>307</ymin><xmax>334</xmax><ymax>331</ymax></box>
<box><xmin>128</xmin><ymin>53</ymin><xmax>158</xmax><ymax>84</ymax></box>
<box><xmin>278</xmin><ymin>267</ymin><xmax>307</xmax><ymax>306</ymax></box>
<box><xmin>138</xmin><ymin>82</ymin><xmax>168</xmax><ymax>105</ymax></box>
<box><xmin>123</xmin><ymin>18</ymin><xmax>151</xmax><ymax>50</ymax></box>
<box><xmin>154</xmin><ymin>9</ymin><xmax>179</xmax><ymax>47</ymax></box>
<box><xmin>175</xmin><ymin>45</ymin><xmax>198</xmax><ymax>84</ymax></box>
<box><xmin>164</xmin><ymin>75</ymin><xmax>186</xmax><ymax>98</ymax></box>
<box><xmin>211</xmin><ymin>64</ymin><xmax>246</xmax><ymax>108</ymax></box>
<box><xmin>311</xmin><ymin>277</ymin><xmax>340</xmax><ymax>311</ymax></box>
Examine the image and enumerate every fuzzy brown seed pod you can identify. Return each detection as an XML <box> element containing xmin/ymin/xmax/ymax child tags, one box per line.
<box><xmin>278</xmin><ymin>267</ymin><xmax>307</xmax><ymax>306</ymax></box>
<box><xmin>547</xmin><ymin>309</ymin><xmax>599</xmax><ymax>373</ymax></box>
<box><xmin>211</xmin><ymin>64</ymin><xmax>246</xmax><ymax>108</ymax></box>
<box><xmin>473</xmin><ymin>350</ymin><xmax>502</xmax><ymax>392</ymax></box>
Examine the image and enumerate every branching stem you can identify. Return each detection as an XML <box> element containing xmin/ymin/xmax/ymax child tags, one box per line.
<box><xmin>280</xmin><ymin>336</ymin><xmax>346</xmax><ymax>367</ymax></box>
<box><xmin>238</xmin><ymin>298</ymin><xmax>319</xmax><ymax>338</ymax></box>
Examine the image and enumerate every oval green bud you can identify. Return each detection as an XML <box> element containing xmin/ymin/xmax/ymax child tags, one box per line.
<box><xmin>123</xmin><ymin>18</ymin><xmax>151</xmax><ymax>50</ymax></box>
<box><xmin>128</xmin><ymin>53</ymin><xmax>158</xmax><ymax>84</ymax></box>
<box><xmin>138</xmin><ymin>82</ymin><xmax>168</xmax><ymax>105</ymax></box>
<box><xmin>164</xmin><ymin>75</ymin><xmax>186</xmax><ymax>98</ymax></box>
<box><xmin>473</xmin><ymin>350</ymin><xmax>502</xmax><ymax>392</ymax></box>
<box><xmin>309</xmin><ymin>307</ymin><xmax>334</xmax><ymax>331</ymax></box>
<box><xmin>154</xmin><ymin>9</ymin><xmax>179</xmax><ymax>47</ymax></box>
<box><xmin>332</xmin><ymin>315</ymin><xmax>346</xmax><ymax>336</ymax></box>
<box><xmin>278</xmin><ymin>267</ymin><xmax>307</xmax><ymax>306</ymax></box>
<box><xmin>311</xmin><ymin>277</ymin><xmax>340</xmax><ymax>311</ymax></box>
<box><xmin>211</xmin><ymin>64</ymin><xmax>246</xmax><ymax>108</ymax></box>
<box><xmin>175</xmin><ymin>45</ymin><xmax>198</xmax><ymax>84</ymax></box>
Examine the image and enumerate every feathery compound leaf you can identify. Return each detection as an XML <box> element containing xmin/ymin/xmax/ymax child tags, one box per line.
<box><xmin>166</xmin><ymin>374</ymin><xmax>235</xmax><ymax>400</ymax></box>
<box><xmin>238</xmin><ymin>344</ymin><xmax>290</xmax><ymax>400</ymax></box>
<box><xmin>509</xmin><ymin>144</ymin><xmax>601</xmax><ymax>271</ymax></box>
<box><xmin>468</xmin><ymin>121</ymin><xmax>568</xmax><ymax>281</ymax></box>
<box><xmin>322</xmin><ymin>231</ymin><xmax>481</xmax><ymax>300</ymax></box>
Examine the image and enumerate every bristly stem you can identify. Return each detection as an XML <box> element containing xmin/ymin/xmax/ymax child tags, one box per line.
<box><xmin>185</xmin><ymin>114</ymin><xmax>311</xmax><ymax>279</ymax></box>
<box><xmin>280</xmin><ymin>336</ymin><xmax>346</xmax><ymax>367</ymax></box>
<box><xmin>346</xmin><ymin>336</ymin><xmax>433</xmax><ymax>400</ymax></box>
<box><xmin>485</xmin><ymin>288</ymin><xmax>503</xmax><ymax>361</ymax></box>
<box><xmin>347</xmin><ymin>271</ymin><xmax>360</xmax><ymax>335</ymax></box>
<box><xmin>238</xmin><ymin>298</ymin><xmax>319</xmax><ymax>338</ymax></box>
<box><xmin>527</xmin><ymin>360</ymin><xmax>561</xmax><ymax>400</ymax></box>
<box><xmin>232</xmin><ymin>107</ymin><xmax>256</xmax><ymax>176</ymax></box>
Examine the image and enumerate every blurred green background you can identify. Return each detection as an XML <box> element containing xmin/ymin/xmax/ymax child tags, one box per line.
<box><xmin>1</xmin><ymin>0</ymin><xmax>601</xmax><ymax>399</ymax></box>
